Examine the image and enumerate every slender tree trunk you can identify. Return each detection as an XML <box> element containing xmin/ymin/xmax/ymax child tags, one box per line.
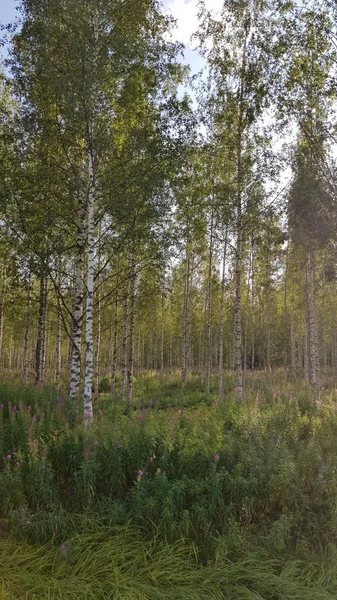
<box><xmin>290</xmin><ymin>304</ymin><xmax>296</xmax><ymax>378</ymax></box>
<box><xmin>308</xmin><ymin>249</ymin><xmax>319</xmax><ymax>400</ymax></box>
<box><xmin>251</xmin><ymin>240</ymin><xmax>255</xmax><ymax>370</ymax></box>
<box><xmin>304</xmin><ymin>265</ymin><xmax>310</xmax><ymax>383</ymax></box>
<box><xmin>55</xmin><ymin>299</ymin><xmax>62</xmax><ymax>393</ymax></box>
<box><xmin>93</xmin><ymin>245</ymin><xmax>102</xmax><ymax>401</ymax></box>
<box><xmin>187</xmin><ymin>254</ymin><xmax>194</xmax><ymax>376</ymax></box>
<box><xmin>107</xmin><ymin>313</ymin><xmax>113</xmax><ymax>377</ymax></box>
<box><xmin>35</xmin><ymin>270</ymin><xmax>48</xmax><ymax>384</ymax></box>
<box><xmin>234</xmin><ymin>30</ymin><xmax>247</xmax><ymax>401</ymax></box>
<box><xmin>83</xmin><ymin>143</ymin><xmax>95</xmax><ymax>424</ymax></box>
<box><xmin>181</xmin><ymin>251</ymin><xmax>190</xmax><ymax>388</ymax></box>
<box><xmin>160</xmin><ymin>294</ymin><xmax>165</xmax><ymax>375</ymax></box>
<box><xmin>218</xmin><ymin>226</ymin><xmax>228</xmax><ymax>396</ymax></box>
<box><xmin>94</xmin><ymin>284</ymin><xmax>101</xmax><ymax>401</ymax></box>
<box><xmin>283</xmin><ymin>243</ymin><xmax>289</xmax><ymax>370</ymax></box>
<box><xmin>266</xmin><ymin>284</ymin><xmax>271</xmax><ymax>372</ymax></box>
<box><xmin>120</xmin><ymin>283</ymin><xmax>128</xmax><ymax>400</ymax></box>
<box><xmin>206</xmin><ymin>210</ymin><xmax>214</xmax><ymax>394</ymax></box>
<box><xmin>22</xmin><ymin>269</ymin><xmax>31</xmax><ymax>383</ymax></box>
<box><xmin>244</xmin><ymin>244</ymin><xmax>252</xmax><ymax>372</ymax></box>
<box><xmin>111</xmin><ymin>284</ymin><xmax>119</xmax><ymax>399</ymax></box>
<box><xmin>127</xmin><ymin>253</ymin><xmax>136</xmax><ymax>407</ymax></box>
<box><xmin>0</xmin><ymin>266</ymin><xmax>6</xmax><ymax>370</ymax></box>
<box><xmin>169</xmin><ymin>298</ymin><xmax>173</xmax><ymax>373</ymax></box>
<box><xmin>69</xmin><ymin>201</ymin><xmax>85</xmax><ymax>398</ymax></box>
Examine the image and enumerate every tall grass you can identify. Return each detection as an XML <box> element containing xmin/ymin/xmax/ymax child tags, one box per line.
<box><xmin>2</xmin><ymin>373</ymin><xmax>337</xmax><ymax>597</ymax></box>
<box><xmin>2</xmin><ymin>529</ymin><xmax>337</xmax><ymax>599</ymax></box>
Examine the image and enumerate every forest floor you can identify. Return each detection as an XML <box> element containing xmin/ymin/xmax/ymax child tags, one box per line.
<box><xmin>1</xmin><ymin>371</ymin><xmax>337</xmax><ymax>599</ymax></box>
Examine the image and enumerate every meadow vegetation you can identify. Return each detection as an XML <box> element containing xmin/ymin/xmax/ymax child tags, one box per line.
<box><xmin>2</xmin><ymin>372</ymin><xmax>337</xmax><ymax>598</ymax></box>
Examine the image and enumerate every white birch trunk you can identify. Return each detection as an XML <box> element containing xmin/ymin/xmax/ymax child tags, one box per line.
<box><xmin>127</xmin><ymin>254</ymin><xmax>136</xmax><ymax>407</ymax></box>
<box><xmin>22</xmin><ymin>269</ymin><xmax>31</xmax><ymax>383</ymax></box>
<box><xmin>111</xmin><ymin>284</ymin><xmax>119</xmax><ymax>398</ymax></box>
<box><xmin>181</xmin><ymin>251</ymin><xmax>189</xmax><ymax>388</ymax></box>
<box><xmin>120</xmin><ymin>283</ymin><xmax>128</xmax><ymax>400</ymax></box>
<box><xmin>251</xmin><ymin>240</ymin><xmax>255</xmax><ymax>370</ymax></box>
<box><xmin>218</xmin><ymin>225</ymin><xmax>228</xmax><ymax>396</ymax></box>
<box><xmin>69</xmin><ymin>201</ymin><xmax>85</xmax><ymax>398</ymax></box>
<box><xmin>160</xmin><ymin>294</ymin><xmax>165</xmax><ymax>374</ymax></box>
<box><xmin>83</xmin><ymin>145</ymin><xmax>95</xmax><ymax>423</ymax></box>
<box><xmin>308</xmin><ymin>249</ymin><xmax>319</xmax><ymax>399</ymax></box>
<box><xmin>206</xmin><ymin>210</ymin><xmax>214</xmax><ymax>394</ymax></box>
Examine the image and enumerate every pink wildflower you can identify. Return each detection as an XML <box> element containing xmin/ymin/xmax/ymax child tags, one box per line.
<box><xmin>98</xmin><ymin>409</ymin><xmax>103</xmax><ymax>416</ymax></box>
<box><xmin>214</xmin><ymin>454</ymin><xmax>220</xmax><ymax>462</ymax></box>
<box><xmin>138</xmin><ymin>470</ymin><xmax>143</xmax><ymax>477</ymax></box>
<box><xmin>6</xmin><ymin>455</ymin><xmax>11</xmax><ymax>461</ymax></box>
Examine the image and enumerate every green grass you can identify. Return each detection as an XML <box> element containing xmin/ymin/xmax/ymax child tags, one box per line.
<box><xmin>2</xmin><ymin>371</ymin><xmax>337</xmax><ymax>598</ymax></box>
<box><xmin>2</xmin><ymin>529</ymin><xmax>337</xmax><ymax>599</ymax></box>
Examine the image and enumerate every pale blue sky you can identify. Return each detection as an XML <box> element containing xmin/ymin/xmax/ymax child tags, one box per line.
<box><xmin>0</xmin><ymin>0</ymin><xmax>19</xmax><ymax>24</ymax></box>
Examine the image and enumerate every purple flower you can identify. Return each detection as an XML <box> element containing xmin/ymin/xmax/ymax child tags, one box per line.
<box><xmin>137</xmin><ymin>415</ymin><xmax>143</xmax><ymax>422</ymax></box>
<box><xmin>93</xmin><ymin>440</ymin><xmax>98</xmax><ymax>446</ymax></box>
<box><xmin>55</xmin><ymin>430</ymin><xmax>59</xmax><ymax>436</ymax></box>
<box><xmin>214</xmin><ymin>454</ymin><xmax>220</xmax><ymax>463</ymax></box>
<box><xmin>177</xmin><ymin>409</ymin><xmax>182</xmax><ymax>415</ymax></box>
<box><xmin>137</xmin><ymin>470</ymin><xmax>143</xmax><ymax>477</ymax></box>
<box><xmin>148</xmin><ymin>400</ymin><xmax>153</xmax><ymax>408</ymax></box>
<box><xmin>32</xmin><ymin>415</ymin><xmax>37</xmax><ymax>422</ymax></box>
<box><xmin>15</xmin><ymin>461</ymin><xmax>20</xmax><ymax>468</ymax></box>
<box><xmin>12</xmin><ymin>406</ymin><xmax>17</xmax><ymax>413</ymax></box>
<box><xmin>27</xmin><ymin>406</ymin><xmax>31</xmax><ymax>412</ymax></box>
<box><xmin>149</xmin><ymin>455</ymin><xmax>156</xmax><ymax>463</ymax></box>
<box><xmin>213</xmin><ymin>399</ymin><xmax>219</xmax><ymax>406</ymax></box>
<box><xmin>0</xmin><ymin>404</ymin><xmax>3</xmax><ymax>409</ymax></box>
<box><xmin>41</xmin><ymin>465</ymin><xmax>46</xmax><ymax>470</ymax></box>
<box><xmin>41</xmin><ymin>413</ymin><xmax>45</xmax><ymax>418</ymax></box>
<box><xmin>6</xmin><ymin>454</ymin><xmax>11</xmax><ymax>461</ymax></box>
<box><xmin>254</xmin><ymin>397</ymin><xmax>259</xmax><ymax>407</ymax></box>
<box><xmin>98</xmin><ymin>409</ymin><xmax>103</xmax><ymax>416</ymax></box>
<box><xmin>33</xmin><ymin>439</ymin><xmax>38</xmax><ymax>445</ymax></box>
<box><xmin>273</xmin><ymin>393</ymin><xmax>277</xmax><ymax>399</ymax></box>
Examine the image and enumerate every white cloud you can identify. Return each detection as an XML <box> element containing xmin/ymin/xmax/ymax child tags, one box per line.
<box><xmin>166</xmin><ymin>0</ymin><xmax>223</xmax><ymax>47</ymax></box>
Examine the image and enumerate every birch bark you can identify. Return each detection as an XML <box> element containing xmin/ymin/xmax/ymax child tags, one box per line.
<box><xmin>218</xmin><ymin>225</ymin><xmax>228</xmax><ymax>396</ymax></box>
<box><xmin>83</xmin><ymin>143</ymin><xmax>95</xmax><ymax>423</ymax></box>
<box><xmin>206</xmin><ymin>209</ymin><xmax>214</xmax><ymax>394</ymax></box>
<box><xmin>127</xmin><ymin>253</ymin><xmax>136</xmax><ymax>407</ymax></box>
<box><xmin>69</xmin><ymin>201</ymin><xmax>85</xmax><ymax>398</ymax></box>
<box><xmin>22</xmin><ymin>269</ymin><xmax>31</xmax><ymax>383</ymax></box>
<box><xmin>111</xmin><ymin>284</ymin><xmax>119</xmax><ymax>398</ymax></box>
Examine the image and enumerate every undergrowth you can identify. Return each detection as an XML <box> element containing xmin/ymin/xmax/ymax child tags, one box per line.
<box><xmin>1</xmin><ymin>372</ymin><xmax>337</xmax><ymax>597</ymax></box>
